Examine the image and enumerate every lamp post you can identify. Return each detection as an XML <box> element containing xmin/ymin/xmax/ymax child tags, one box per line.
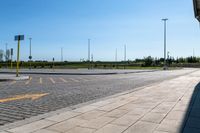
<box><xmin>29</xmin><ymin>38</ymin><xmax>32</xmax><ymax>69</ymax></box>
<box><xmin>10</xmin><ymin>48</ymin><xmax>13</xmax><ymax>69</ymax></box>
<box><xmin>162</xmin><ymin>18</ymin><xmax>168</xmax><ymax>70</ymax></box>
<box><xmin>61</xmin><ymin>47</ymin><xmax>63</xmax><ymax>62</ymax></box>
<box><xmin>88</xmin><ymin>39</ymin><xmax>90</xmax><ymax>69</ymax></box>
<box><xmin>124</xmin><ymin>45</ymin><xmax>126</xmax><ymax>69</ymax></box>
<box><xmin>5</xmin><ymin>43</ymin><xmax>8</xmax><ymax>68</ymax></box>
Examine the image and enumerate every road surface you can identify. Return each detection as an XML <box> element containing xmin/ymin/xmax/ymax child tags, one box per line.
<box><xmin>0</xmin><ymin>68</ymin><xmax>197</xmax><ymax>126</ymax></box>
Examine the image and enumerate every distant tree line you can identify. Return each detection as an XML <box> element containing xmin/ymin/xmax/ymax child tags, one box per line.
<box><xmin>1</xmin><ymin>55</ymin><xmax>200</xmax><ymax>68</ymax></box>
<box><xmin>134</xmin><ymin>56</ymin><xmax>200</xmax><ymax>67</ymax></box>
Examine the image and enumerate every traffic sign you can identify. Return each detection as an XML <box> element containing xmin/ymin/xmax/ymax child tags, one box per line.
<box><xmin>15</xmin><ymin>35</ymin><xmax>24</xmax><ymax>41</ymax></box>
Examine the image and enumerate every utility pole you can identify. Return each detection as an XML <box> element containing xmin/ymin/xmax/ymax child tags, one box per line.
<box><xmin>10</xmin><ymin>48</ymin><xmax>13</xmax><ymax>69</ymax></box>
<box><xmin>115</xmin><ymin>48</ymin><xmax>118</xmax><ymax>69</ymax></box>
<box><xmin>115</xmin><ymin>48</ymin><xmax>118</xmax><ymax>62</ymax></box>
<box><xmin>91</xmin><ymin>54</ymin><xmax>93</xmax><ymax>62</ymax></box>
<box><xmin>52</xmin><ymin>57</ymin><xmax>55</xmax><ymax>70</ymax></box>
<box><xmin>193</xmin><ymin>48</ymin><xmax>195</xmax><ymax>57</ymax></box>
<box><xmin>162</xmin><ymin>18</ymin><xmax>168</xmax><ymax>70</ymax></box>
<box><xmin>88</xmin><ymin>39</ymin><xmax>90</xmax><ymax>69</ymax></box>
<box><xmin>124</xmin><ymin>45</ymin><xmax>126</xmax><ymax>69</ymax></box>
<box><xmin>124</xmin><ymin>45</ymin><xmax>126</xmax><ymax>62</ymax></box>
<box><xmin>61</xmin><ymin>47</ymin><xmax>63</xmax><ymax>62</ymax></box>
<box><xmin>29</xmin><ymin>38</ymin><xmax>32</xmax><ymax>69</ymax></box>
<box><xmin>5</xmin><ymin>43</ymin><xmax>8</xmax><ymax>60</ymax></box>
<box><xmin>91</xmin><ymin>53</ymin><xmax>93</xmax><ymax>69</ymax></box>
<box><xmin>5</xmin><ymin>43</ymin><xmax>8</xmax><ymax>68</ymax></box>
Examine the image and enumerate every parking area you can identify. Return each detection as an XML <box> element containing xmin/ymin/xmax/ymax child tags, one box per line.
<box><xmin>0</xmin><ymin>68</ymin><xmax>198</xmax><ymax>126</ymax></box>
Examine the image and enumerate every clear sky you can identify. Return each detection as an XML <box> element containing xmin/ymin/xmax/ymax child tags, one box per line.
<box><xmin>0</xmin><ymin>0</ymin><xmax>200</xmax><ymax>61</ymax></box>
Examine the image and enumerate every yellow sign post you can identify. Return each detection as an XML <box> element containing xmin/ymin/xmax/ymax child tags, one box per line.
<box><xmin>15</xmin><ymin>35</ymin><xmax>24</xmax><ymax>77</ymax></box>
<box><xmin>16</xmin><ymin>40</ymin><xmax>20</xmax><ymax>77</ymax></box>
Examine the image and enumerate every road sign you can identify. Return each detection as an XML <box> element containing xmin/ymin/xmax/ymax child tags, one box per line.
<box><xmin>15</xmin><ymin>35</ymin><xmax>24</xmax><ymax>41</ymax></box>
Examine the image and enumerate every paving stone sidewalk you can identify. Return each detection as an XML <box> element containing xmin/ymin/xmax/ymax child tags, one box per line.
<box><xmin>1</xmin><ymin>71</ymin><xmax>200</xmax><ymax>133</ymax></box>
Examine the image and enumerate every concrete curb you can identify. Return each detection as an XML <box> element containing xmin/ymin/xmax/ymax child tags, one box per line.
<box><xmin>0</xmin><ymin>75</ymin><xmax>30</xmax><ymax>81</ymax></box>
<box><xmin>0</xmin><ymin>70</ymin><xmax>159</xmax><ymax>75</ymax></box>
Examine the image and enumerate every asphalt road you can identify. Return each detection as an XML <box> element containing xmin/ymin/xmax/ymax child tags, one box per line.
<box><xmin>0</xmin><ymin>68</ymin><xmax>197</xmax><ymax>126</ymax></box>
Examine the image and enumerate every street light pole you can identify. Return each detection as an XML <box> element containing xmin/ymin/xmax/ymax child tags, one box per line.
<box><xmin>124</xmin><ymin>45</ymin><xmax>126</xmax><ymax>69</ymax></box>
<box><xmin>115</xmin><ymin>48</ymin><xmax>118</xmax><ymax>62</ymax></box>
<box><xmin>29</xmin><ymin>38</ymin><xmax>32</xmax><ymax>69</ymax></box>
<box><xmin>162</xmin><ymin>18</ymin><xmax>168</xmax><ymax>70</ymax></box>
<box><xmin>115</xmin><ymin>48</ymin><xmax>118</xmax><ymax>69</ymax></box>
<box><xmin>5</xmin><ymin>43</ymin><xmax>9</xmax><ymax>68</ymax></box>
<box><xmin>61</xmin><ymin>47</ymin><xmax>63</xmax><ymax>62</ymax></box>
<box><xmin>88</xmin><ymin>39</ymin><xmax>90</xmax><ymax>69</ymax></box>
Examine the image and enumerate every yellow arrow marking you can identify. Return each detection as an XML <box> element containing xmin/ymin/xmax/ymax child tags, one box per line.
<box><xmin>0</xmin><ymin>93</ymin><xmax>49</xmax><ymax>103</ymax></box>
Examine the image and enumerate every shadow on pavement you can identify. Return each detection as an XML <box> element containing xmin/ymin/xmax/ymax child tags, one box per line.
<box><xmin>180</xmin><ymin>82</ymin><xmax>200</xmax><ymax>133</ymax></box>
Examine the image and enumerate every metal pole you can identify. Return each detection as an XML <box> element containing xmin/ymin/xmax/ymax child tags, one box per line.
<box><xmin>5</xmin><ymin>43</ymin><xmax>8</xmax><ymax>68</ymax></box>
<box><xmin>29</xmin><ymin>38</ymin><xmax>32</xmax><ymax>69</ymax></box>
<box><xmin>124</xmin><ymin>45</ymin><xmax>126</xmax><ymax>69</ymax></box>
<box><xmin>115</xmin><ymin>48</ymin><xmax>118</xmax><ymax>69</ymax></box>
<box><xmin>124</xmin><ymin>45</ymin><xmax>126</xmax><ymax>62</ymax></box>
<box><xmin>11</xmin><ymin>55</ymin><xmax>13</xmax><ymax>69</ymax></box>
<box><xmin>162</xmin><ymin>18</ymin><xmax>168</xmax><ymax>69</ymax></box>
<box><xmin>61</xmin><ymin>47</ymin><xmax>63</xmax><ymax>62</ymax></box>
<box><xmin>193</xmin><ymin>48</ymin><xmax>195</xmax><ymax>57</ymax></box>
<box><xmin>91</xmin><ymin>53</ymin><xmax>93</xmax><ymax>69</ymax></box>
<box><xmin>11</xmin><ymin>48</ymin><xmax>13</xmax><ymax>69</ymax></box>
<box><xmin>16</xmin><ymin>40</ymin><xmax>20</xmax><ymax>77</ymax></box>
<box><xmin>88</xmin><ymin>39</ymin><xmax>90</xmax><ymax>69</ymax></box>
<box><xmin>115</xmin><ymin>48</ymin><xmax>118</xmax><ymax>62</ymax></box>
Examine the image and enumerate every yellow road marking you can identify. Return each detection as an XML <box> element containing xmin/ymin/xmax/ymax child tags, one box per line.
<box><xmin>25</xmin><ymin>77</ymin><xmax>32</xmax><ymax>85</ymax></box>
<box><xmin>10</xmin><ymin>81</ymin><xmax>16</xmax><ymax>85</ymax></box>
<box><xmin>60</xmin><ymin>78</ymin><xmax>67</xmax><ymax>83</ymax></box>
<box><xmin>49</xmin><ymin>78</ymin><xmax>55</xmax><ymax>84</ymax></box>
<box><xmin>39</xmin><ymin>77</ymin><xmax>43</xmax><ymax>84</ymax></box>
<box><xmin>69</xmin><ymin>78</ymin><xmax>79</xmax><ymax>82</ymax></box>
<box><xmin>0</xmin><ymin>93</ymin><xmax>49</xmax><ymax>103</ymax></box>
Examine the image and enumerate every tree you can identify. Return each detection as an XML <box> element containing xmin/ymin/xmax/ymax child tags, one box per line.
<box><xmin>143</xmin><ymin>56</ymin><xmax>153</xmax><ymax>67</ymax></box>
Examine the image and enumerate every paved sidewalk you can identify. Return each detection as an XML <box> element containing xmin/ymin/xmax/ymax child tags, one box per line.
<box><xmin>1</xmin><ymin>71</ymin><xmax>200</xmax><ymax>133</ymax></box>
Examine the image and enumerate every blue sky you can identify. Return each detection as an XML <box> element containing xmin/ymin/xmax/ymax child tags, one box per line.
<box><xmin>0</xmin><ymin>0</ymin><xmax>199</xmax><ymax>61</ymax></box>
